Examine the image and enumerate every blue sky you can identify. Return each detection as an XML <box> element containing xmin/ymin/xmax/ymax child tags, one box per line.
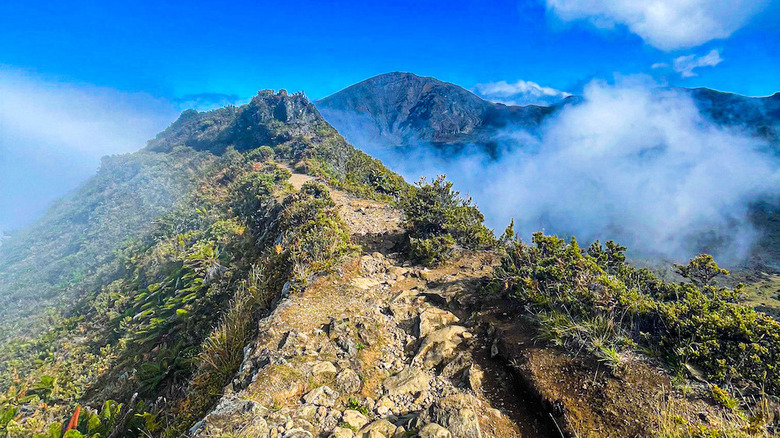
<box><xmin>2</xmin><ymin>0</ymin><xmax>779</xmax><ymax>100</ymax></box>
<box><xmin>1</xmin><ymin>0</ymin><xmax>779</xmax><ymax>231</ymax></box>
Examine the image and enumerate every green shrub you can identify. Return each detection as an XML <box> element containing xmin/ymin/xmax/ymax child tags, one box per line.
<box><xmin>489</xmin><ymin>232</ymin><xmax>780</xmax><ymax>394</ymax></box>
<box><xmin>409</xmin><ymin>235</ymin><xmax>456</xmax><ymax>267</ymax></box>
<box><xmin>401</xmin><ymin>176</ymin><xmax>494</xmax><ymax>266</ymax></box>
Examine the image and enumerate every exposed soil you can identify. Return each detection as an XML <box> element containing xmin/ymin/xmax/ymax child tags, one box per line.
<box><xmin>195</xmin><ymin>166</ymin><xmax>771</xmax><ymax>438</ymax></box>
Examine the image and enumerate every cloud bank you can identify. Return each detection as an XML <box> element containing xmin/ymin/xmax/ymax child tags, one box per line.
<box><xmin>337</xmin><ymin>78</ymin><xmax>780</xmax><ymax>264</ymax></box>
<box><xmin>0</xmin><ymin>69</ymin><xmax>180</xmax><ymax>232</ymax></box>
<box><xmin>545</xmin><ymin>0</ymin><xmax>770</xmax><ymax>50</ymax></box>
<box><xmin>474</xmin><ymin>80</ymin><xmax>571</xmax><ymax>106</ymax></box>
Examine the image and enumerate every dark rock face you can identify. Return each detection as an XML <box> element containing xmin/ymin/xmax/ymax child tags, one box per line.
<box><xmin>147</xmin><ymin>90</ymin><xmax>322</xmax><ymax>153</ymax></box>
<box><xmin>315</xmin><ymin>72</ymin><xmax>558</xmax><ymax>153</ymax></box>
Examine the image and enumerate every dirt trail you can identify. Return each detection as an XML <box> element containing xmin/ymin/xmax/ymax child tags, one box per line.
<box><xmin>192</xmin><ymin>166</ymin><xmax>559</xmax><ymax>438</ymax></box>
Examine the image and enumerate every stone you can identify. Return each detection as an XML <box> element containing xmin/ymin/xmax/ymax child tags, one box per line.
<box><xmin>283</xmin><ymin>429</ymin><xmax>313</xmax><ymax>438</ymax></box>
<box><xmin>330</xmin><ymin>427</ymin><xmax>355</xmax><ymax>438</ymax></box>
<box><xmin>465</xmin><ymin>365</ymin><xmax>484</xmax><ymax>393</ymax></box>
<box><xmin>352</xmin><ymin>277</ymin><xmax>381</xmax><ymax>290</ymax></box>
<box><xmin>342</xmin><ymin>409</ymin><xmax>369</xmax><ymax>430</ymax></box>
<box><xmin>418</xmin><ymin>308</ymin><xmax>460</xmax><ymax>338</ymax></box>
<box><xmin>245</xmin><ymin>417</ymin><xmax>270</xmax><ymax>436</ymax></box>
<box><xmin>296</xmin><ymin>404</ymin><xmax>318</xmax><ymax>421</ymax></box>
<box><xmin>431</xmin><ymin>395</ymin><xmax>482</xmax><ymax>438</ymax></box>
<box><xmin>356</xmin><ymin>321</ymin><xmax>380</xmax><ymax>346</ymax></box>
<box><xmin>414</xmin><ymin>326</ymin><xmax>469</xmax><ymax>369</ymax></box>
<box><xmin>375</xmin><ymin>396</ymin><xmax>395</xmax><ymax>416</ymax></box>
<box><xmin>419</xmin><ymin>423</ymin><xmax>452</xmax><ymax>438</ymax></box>
<box><xmin>208</xmin><ymin>396</ymin><xmax>266</xmax><ymax>420</ymax></box>
<box><xmin>358</xmin><ymin>419</ymin><xmax>397</xmax><ymax>438</ymax></box>
<box><xmin>383</xmin><ymin>367</ymin><xmax>432</xmax><ymax>396</ymax></box>
<box><xmin>302</xmin><ymin>386</ymin><xmax>339</xmax><ymax>407</ymax></box>
<box><xmin>328</xmin><ymin>318</ymin><xmax>352</xmax><ymax>338</ymax></box>
<box><xmin>311</xmin><ymin>361</ymin><xmax>338</xmax><ymax>375</ymax></box>
<box><xmin>280</xmin><ymin>330</ymin><xmax>310</xmax><ymax>357</ymax></box>
<box><xmin>336</xmin><ymin>336</ymin><xmax>358</xmax><ymax>356</ymax></box>
<box><xmin>335</xmin><ymin>368</ymin><xmax>362</xmax><ymax>394</ymax></box>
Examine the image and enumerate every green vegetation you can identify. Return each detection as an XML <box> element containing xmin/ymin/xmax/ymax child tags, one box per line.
<box><xmin>400</xmin><ymin>175</ymin><xmax>494</xmax><ymax>266</ymax></box>
<box><xmin>489</xmin><ymin>231</ymin><xmax>780</xmax><ymax>403</ymax></box>
<box><xmin>0</xmin><ymin>91</ymin><xmax>385</xmax><ymax>437</ymax></box>
<box><xmin>0</xmin><ymin>148</ymin><xmax>213</xmax><ymax>345</ymax></box>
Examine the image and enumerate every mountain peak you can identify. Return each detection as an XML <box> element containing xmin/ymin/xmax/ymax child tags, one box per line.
<box><xmin>147</xmin><ymin>89</ymin><xmax>322</xmax><ymax>153</ymax></box>
<box><xmin>316</xmin><ymin>72</ymin><xmax>554</xmax><ymax>151</ymax></box>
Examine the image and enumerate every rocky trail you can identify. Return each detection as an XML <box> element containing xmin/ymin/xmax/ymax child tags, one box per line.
<box><xmin>190</xmin><ymin>168</ymin><xmax>560</xmax><ymax>438</ymax></box>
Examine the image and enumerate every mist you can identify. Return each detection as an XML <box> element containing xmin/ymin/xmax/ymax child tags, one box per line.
<box><xmin>0</xmin><ymin>69</ymin><xmax>238</xmax><ymax>234</ymax></box>
<box><xmin>328</xmin><ymin>78</ymin><xmax>780</xmax><ymax>264</ymax></box>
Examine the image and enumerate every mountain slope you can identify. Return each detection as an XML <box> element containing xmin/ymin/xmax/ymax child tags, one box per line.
<box><xmin>0</xmin><ymin>88</ymin><xmax>779</xmax><ymax>438</ymax></box>
<box><xmin>0</xmin><ymin>149</ymin><xmax>213</xmax><ymax>343</ymax></box>
<box><xmin>316</xmin><ymin>72</ymin><xmax>560</xmax><ymax>154</ymax></box>
<box><xmin>685</xmin><ymin>87</ymin><xmax>780</xmax><ymax>143</ymax></box>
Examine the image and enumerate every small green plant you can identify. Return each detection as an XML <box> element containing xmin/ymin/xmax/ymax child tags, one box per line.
<box><xmin>346</xmin><ymin>397</ymin><xmax>369</xmax><ymax>416</ymax></box>
<box><xmin>710</xmin><ymin>385</ymin><xmax>739</xmax><ymax>410</ymax></box>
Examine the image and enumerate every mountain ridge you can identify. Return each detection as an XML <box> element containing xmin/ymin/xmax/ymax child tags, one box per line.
<box><xmin>316</xmin><ymin>72</ymin><xmax>780</xmax><ymax>152</ymax></box>
<box><xmin>0</xmin><ymin>84</ymin><xmax>779</xmax><ymax>438</ymax></box>
<box><xmin>316</xmin><ymin>72</ymin><xmax>559</xmax><ymax>154</ymax></box>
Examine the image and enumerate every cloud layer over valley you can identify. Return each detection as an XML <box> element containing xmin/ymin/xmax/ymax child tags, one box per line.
<box><xmin>332</xmin><ymin>78</ymin><xmax>780</xmax><ymax>264</ymax></box>
<box><xmin>0</xmin><ymin>69</ymin><xmax>242</xmax><ymax>233</ymax></box>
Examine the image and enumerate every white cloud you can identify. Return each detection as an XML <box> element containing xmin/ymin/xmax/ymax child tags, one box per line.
<box><xmin>673</xmin><ymin>49</ymin><xmax>723</xmax><ymax>77</ymax></box>
<box><xmin>473</xmin><ymin>80</ymin><xmax>571</xmax><ymax>106</ymax></box>
<box><xmin>0</xmin><ymin>68</ymin><xmax>180</xmax><ymax>230</ymax></box>
<box><xmin>545</xmin><ymin>0</ymin><xmax>770</xmax><ymax>50</ymax></box>
<box><xmin>651</xmin><ymin>62</ymin><xmax>669</xmax><ymax>69</ymax></box>
<box><xmin>341</xmin><ymin>78</ymin><xmax>780</xmax><ymax>264</ymax></box>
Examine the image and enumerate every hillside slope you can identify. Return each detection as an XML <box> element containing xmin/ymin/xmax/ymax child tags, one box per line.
<box><xmin>0</xmin><ymin>149</ymin><xmax>212</xmax><ymax>344</ymax></box>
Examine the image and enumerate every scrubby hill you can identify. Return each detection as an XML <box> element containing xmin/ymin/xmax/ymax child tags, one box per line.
<box><xmin>0</xmin><ymin>149</ymin><xmax>213</xmax><ymax>344</ymax></box>
<box><xmin>0</xmin><ymin>90</ymin><xmax>779</xmax><ymax>438</ymax></box>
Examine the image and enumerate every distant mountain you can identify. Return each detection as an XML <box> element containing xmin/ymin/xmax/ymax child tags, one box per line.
<box><xmin>684</xmin><ymin>87</ymin><xmax>780</xmax><ymax>143</ymax></box>
<box><xmin>315</xmin><ymin>72</ymin><xmax>567</xmax><ymax>154</ymax></box>
<box><xmin>316</xmin><ymin>72</ymin><xmax>780</xmax><ymax>155</ymax></box>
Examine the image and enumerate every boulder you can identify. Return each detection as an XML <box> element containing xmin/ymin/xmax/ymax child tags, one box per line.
<box><xmin>283</xmin><ymin>429</ymin><xmax>314</xmax><ymax>438</ymax></box>
<box><xmin>383</xmin><ymin>367</ymin><xmax>432</xmax><ymax>396</ymax></box>
<box><xmin>414</xmin><ymin>326</ymin><xmax>469</xmax><ymax>369</ymax></box>
<box><xmin>342</xmin><ymin>409</ymin><xmax>369</xmax><ymax>430</ymax></box>
<box><xmin>335</xmin><ymin>368</ymin><xmax>362</xmax><ymax>394</ymax></box>
<box><xmin>302</xmin><ymin>386</ymin><xmax>339</xmax><ymax>407</ymax></box>
<box><xmin>465</xmin><ymin>365</ymin><xmax>484</xmax><ymax>393</ymax></box>
<box><xmin>311</xmin><ymin>361</ymin><xmax>338</xmax><ymax>375</ymax></box>
<box><xmin>418</xmin><ymin>308</ymin><xmax>459</xmax><ymax>338</ymax></box>
<box><xmin>330</xmin><ymin>427</ymin><xmax>355</xmax><ymax>438</ymax></box>
<box><xmin>419</xmin><ymin>423</ymin><xmax>453</xmax><ymax>438</ymax></box>
<box><xmin>431</xmin><ymin>394</ymin><xmax>482</xmax><ymax>438</ymax></box>
<box><xmin>358</xmin><ymin>419</ymin><xmax>397</xmax><ymax>437</ymax></box>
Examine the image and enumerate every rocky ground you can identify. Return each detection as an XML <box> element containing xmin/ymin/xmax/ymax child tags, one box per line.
<box><xmin>189</xmin><ymin>170</ymin><xmax>557</xmax><ymax>438</ymax></box>
<box><xmin>188</xmin><ymin>169</ymin><xmax>773</xmax><ymax>438</ymax></box>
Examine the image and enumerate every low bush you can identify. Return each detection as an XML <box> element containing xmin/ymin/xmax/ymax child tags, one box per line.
<box><xmin>489</xmin><ymin>231</ymin><xmax>780</xmax><ymax>396</ymax></box>
<box><xmin>401</xmin><ymin>176</ymin><xmax>494</xmax><ymax>266</ymax></box>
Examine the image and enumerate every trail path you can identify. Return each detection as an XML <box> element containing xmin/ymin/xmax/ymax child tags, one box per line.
<box><xmin>193</xmin><ymin>166</ymin><xmax>558</xmax><ymax>438</ymax></box>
